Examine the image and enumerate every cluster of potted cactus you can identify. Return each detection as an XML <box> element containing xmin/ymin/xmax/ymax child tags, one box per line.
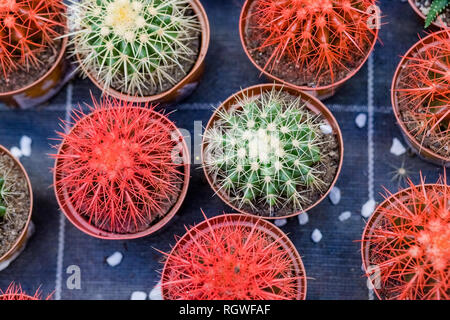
<box><xmin>0</xmin><ymin>0</ymin><xmax>449</xmax><ymax>302</ymax></box>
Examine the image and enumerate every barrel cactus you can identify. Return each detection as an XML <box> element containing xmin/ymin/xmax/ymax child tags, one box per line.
<box><xmin>0</xmin><ymin>177</ymin><xmax>7</xmax><ymax>218</ymax></box>
<box><xmin>0</xmin><ymin>0</ymin><xmax>65</xmax><ymax>78</ymax></box>
<box><xmin>68</xmin><ymin>0</ymin><xmax>201</xmax><ymax>95</ymax></box>
<box><xmin>203</xmin><ymin>87</ymin><xmax>326</xmax><ymax>213</ymax></box>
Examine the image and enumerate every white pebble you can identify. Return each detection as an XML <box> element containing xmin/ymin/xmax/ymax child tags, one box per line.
<box><xmin>20</xmin><ymin>136</ymin><xmax>32</xmax><ymax>157</ymax></box>
<box><xmin>329</xmin><ymin>186</ymin><xmax>341</xmax><ymax>205</ymax></box>
<box><xmin>149</xmin><ymin>281</ymin><xmax>163</xmax><ymax>300</ymax></box>
<box><xmin>10</xmin><ymin>147</ymin><xmax>22</xmax><ymax>159</ymax></box>
<box><xmin>355</xmin><ymin>113</ymin><xmax>367</xmax><ymax>128</ymax></box>
<box><xmin>311</xmin><ymin>229</ymin><xmax>323</xmax><ymax>243</ymax></box>
<box><xmin>339</xmin><ymin>211</ymin><xmax>352</xmax><ymax>222</ymax></box>
<box><xmin>275</xmin><ymin>219</ymin><xmax>287</xmax><ymax>227</ymax></box>
<box><xmin>106</xmin><ymin>251</ymin><xmax>123</xmax><ymax>267</ymax></box>
<box><xmin>361</xmin><ymin>199</ymin><xmax>376</xmax><ymax>218</ymax></box>
<box><xmin>298</xmin><ymin>212</ymin><xmax>309</xmax><ymax>225</ymax></box>
<box><xmin>320</xmin><ymin>124</ymin><xmax>333</xmax><ymax>135</ymax></box>
<box><xmin>390</xmin><ymin>138</ymin><xmax>406</xmax><ymax>156</ymax></box>
<box><xmin>130</xmin><ymin>291</ymin><xmax>147</xmax><ymax>300</ymax></box>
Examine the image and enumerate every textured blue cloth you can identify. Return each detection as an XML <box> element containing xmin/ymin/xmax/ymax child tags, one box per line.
<box><xmin>0</xmin><ymin>0</ymin><xmax>445</xmax><ymax>300</ymax></box>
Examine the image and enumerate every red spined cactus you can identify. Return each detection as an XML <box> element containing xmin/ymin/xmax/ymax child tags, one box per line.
<box><xmin>0</xmin><ymin>0</ymin><xmax>64</xmax><ymax>77</ymax></box>
<box><xmin>0</xmin><ymin>282</ymin><xmax>50</xmax><ymax>300</ymax></box>
<box><xmin>160</xmin><ymin>213</ymin><xmax>305</xmax><ymax>300</ymax></box>
<box><xmin>394</xmin><ymin>30</ymin><xmax>450</xmax><ymax>158</ymax></box>
<box><xmin>53</xmin><ymin>96</ymin><xmax>185</xmax><ymax>234</ymax></box>
<box><xmin>248</xmin><ymin>0</ymin><xmax>379</xmax><ymax>86</ymax></box>
<box><xmin>362</xmin><ymin>174</ymin><xmax>449</xmax><ymax>300</ymax></box>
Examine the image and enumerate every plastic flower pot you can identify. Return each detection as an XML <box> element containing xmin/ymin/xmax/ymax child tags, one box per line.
<box><xmin>239</xmin><ymin>0</ymin><xmax>379</xmax><ymax>100</ymax></box>
<box><xmin>0</xmin><ymin>1</ymin><xmax>69</xmax><ymax>109</ymax></box>
<box><xmin>408</xmin><ymin>0</ymin><xmax>450</xmax><ymax>29</ymax></box>
<box><xmin>161</xmin><ymin>213</ymin><xmax>307</xmax><ymax>300</ymax></box>
<box><xmin>74</xmin><ymin>0</ymin><xmax>210</xmax><ymax>106</ymax></box>
<box><xmin>361</xmin><ymin>178</ymin><xmax>449</xmax><ymax>300</ymax></box>
<box><xmin>202</xmin><ymin>84</ymin><xmax>344</xmax><ymax>220</ymax></box>
<box><xmin>53</xmin><ymin>105</ymin><xmax>190</xmax><ymax>240</ymax></box>
<box><xmin>391</xmin><ymin>30</ymin><xmax>450</xmax><ymax>167</ymax></box>
<box><xmin>0</xmin><ymin>145</ymin><xmax>33</xmax><ymax>267</ymax></box>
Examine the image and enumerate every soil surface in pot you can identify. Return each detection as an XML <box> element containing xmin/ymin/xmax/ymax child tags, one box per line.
<box><xmin>0</xmin><ymin>150</ymin><xmax>31</xmax><ymax>258</ymax></box>
<box><xmin>208</xmin><ymin>91</ymin><xmax>340</xmax><ymax>218</ymax></box>
<box><xmin>0</xmin><ymin>38</ymin><xmax>63</xmax><ymax>94</ymax></box>
<box><xmin>244</xmin><ymin>1</ymin><xmax>375</xmax><ymax>88</ymax></box>
<box><xmin>98</xmin><ymin>9</ymin><xmax>200</xmax><ymax>97</ymax></box>
<box><xmin>414</xmin><ymin>0</ymin><xmax>450</xmax><ymax>27</ymax></box>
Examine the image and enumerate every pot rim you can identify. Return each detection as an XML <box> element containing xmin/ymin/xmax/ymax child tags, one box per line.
<box><xmin>407</xmin><ymin>0</ymin><xmax>449</xmax><ymax>29</ymax></box>
<box><xmin>239</xmin><ymin>0</ymin><xmax>379</xmax><ymax>93</ymax></box>
<box><xmin>0</xmin><ymin>21</ymin><xmax>68</xmax><ymax>98</ymax></box>
<box><xmin>391</xmin><ymin>30</ymin><xmax>449</xmax><ymax>164</ymax></box>
<box><xmin>360</xmin><ymin>183</ymin><xmax>445</xmax><ymax>300</ymax></box>
<box><xmin>161</xmin><ymin>213</ymin><xmax>307</xmax><ymax>300</ymax></box>
<box><xmin>0</xmin><ymin>145</ymin><xmax>33</xmax><ymax>262</ymax></box>
<box><xmin>53</xmin><ymin>106</ymin><xmax>191</xmax><ymax>240</ymax></box>
<box><xmin>201</xmin><ymin>83</ymin><xmax>344</xmax><ymax>220</ymax></box>
<box><xmin>75</xmin><ymin>0</ymin><xmax>210</xmax><ymax>104</ymax></box>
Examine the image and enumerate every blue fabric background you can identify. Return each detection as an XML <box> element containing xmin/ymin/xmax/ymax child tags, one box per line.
<box><xmin>0</xmin><ymin>0</ymin><xmax>446</xmax><ymax>300</ymax></box>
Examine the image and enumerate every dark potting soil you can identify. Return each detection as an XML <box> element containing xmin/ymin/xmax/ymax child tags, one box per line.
<box><xmin>0</xmin><ymin>151</ymin><xmax>31</xmax><ymax>258</ymax></box>
<box><xmin>0</xmin><ymin>39</ymin><xmax>63</xmax><ymax>94</ymax></box>
<box><xmin>244</xmin><ymin>1</ymin><xmax>375</xmax><ymax>88</ymax></box>
<box><xmin>414</xmin><ymin>0</ymin><xmax>450</xmax><ymax>27</ymax></box>
<box><xmin>217</xmin><ymin>92</ymin><xmax>341</xmax><ymax>218</ymax></box>
<box><xmin>108</xmin><ymin>9</ymin><xmax>201</xmax><ymax>97</ymax></box>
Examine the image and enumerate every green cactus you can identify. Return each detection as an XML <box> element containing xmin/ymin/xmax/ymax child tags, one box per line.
<box><xmin>203</xmin><ymin>88</ymin><xmax>327</xmax><ymax>213</ymax></box>
<box><xmin>68</xmin><ymin>0</ymin><xmax>200</xmax><ymax>95</ymax></box>
<box><xmin>425</xmin><ymin>0</ymin><xmax>449</xmax><ymax>27</ymax></box>
<box><xmin>0</xmin><ymin>177</ymin><xmax>7</xmax><ymax>219</ymax></box>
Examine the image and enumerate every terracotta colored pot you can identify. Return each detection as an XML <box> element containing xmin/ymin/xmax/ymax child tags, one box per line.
<box><xmin>408</xmin><ymin>0</ymin><xmax>449</xmax><ymax>30</ymax></box>
<box><xmin>76</xmin><ymin>0</ymin><xmax>210</xmax><ymax>106</ymax></box>
<box><xmin>161</xmin><ymin>213</ymin><xmax>307</xmax><ymax>300</ymax></box>
<box><xmin>391</xmin><ymin>31</ymin><xmax>449</xmax><ymax>167</ymax></box>
<box><xmin>0</xmin><ymin>38</ymin><xmax>68</xmax><ymax>109</ymax></box>
<box><xmin>0</xmin><ymin>145</ymin><xmax>33</xmax><ymax>265</ymax></box>
<box><xmin>239</xmin><ymin>0</ymin><xmax>379</xmax><ymax>100</ymax></box>
<box><xmin>202</xmin><ymin>84</ymin><xmax>344</xmax><ymax>220</ymax></box>
<box><xmin>53</xmin><ymin>108</ymin><xmax>191</xmax><ymax>240</ymax></box>
<box><xmin>361</xmin><ymin>183</ymin><xmax>440</xmax><ymax>300</ymax></box>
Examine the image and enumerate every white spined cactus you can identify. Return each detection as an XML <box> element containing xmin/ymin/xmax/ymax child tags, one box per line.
<box><xmin>67</xmin><ymin>0</ymin><xmax>201</xmax><ymax>95</ymax></box>
<box><xmin>203</xmin><ymin>87</ymin><xmax>327</xmax><ymax>213</ymax></box>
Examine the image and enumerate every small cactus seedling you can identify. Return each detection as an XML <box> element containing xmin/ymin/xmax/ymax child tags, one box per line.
<box><xmin>0</xmin><ymin>0</ymin><xmax>65</xmax><ymax>78</ymax></box>
<box><xmin>394</xmin><ymin>31</ymin><xmax>450</xmax><ymax>158</ymax></box>
<box><xmin>68</xmin><ymin>0</ymin><xmax>201</xmax><ymax>96</ymax></box>
<box><xmin>0</xmin><ymin>282</ymin><xmax>49</xmax><ymax>300</ymax></box>
<box><xmin>363</xmin><ymin>174</ymin><xmax>449</xmax><ymax>300</ymax></box>
<box><xmin>425</xmin><ymin>0</ymin><xmax>449</xmax><ymax>27</ymax></box>
<box><xmin>203</xmin><ymin>87</ymin><xmax>326</xmax><ymax>214</ymax></box>
<box><xmin>160</xmin><ymin>213</ymin><xmax>305</xmax><ymax>300</ymax></box>
<box><xmin>53</xmin><ymin>96</ymin><xmax>186</xmax><ymax>234</ymax></box>
<box><xmin>246</xmin><ymin>0</ymin><xmax>379</xmax><ymax>86</ymax></box>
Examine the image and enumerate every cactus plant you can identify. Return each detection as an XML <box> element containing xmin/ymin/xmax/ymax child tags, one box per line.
<box><xmin>0</xmin><ymin>177</ymin><xmax>8</xmax><ymax>219</ymax></box>
<box><xmin>52</xmin><ymin>95</ymin><xmax>186</xmax><ymax>234</ymax></box>
<box><xmin>0</xmin><ymin>282</ymin><xmax>49</xmax><ymax>300</ymax></box>
<box><xmin>203</xmin><ymin>87</ymin><xmax>327</xmax><ymax>214</ymax></box>
<box><xmin>394</xmin><ymin>30</ymin><xmax>450</xmax><ymax>159</ymax></box>
<box><xmin>245</xmin><ymin>0</ymin><xmax>379</xmax><ymax>87</ymax></box>
<box><xmin>68</xmin><ymin>0</ymin><xmax>201</xmax><ymax>96</ymax></box>
<box><xmin>0</xmin><ymin>0</ymin><xmax>65</xmax><ymax>79</ymax></box>
<box><xmin>425</xmin><ymin>0</ymin><xmax>449</xmax><ymax>27</ymax></box>
<box><xmin>363</xmin><ymin>174</ymin><xmax>449</xmax><ymax>300</ymax></box>
<box><xmin>160</xmin><ymin>213</ymin><xmax>305</xmax><ymax>300</ymax></box>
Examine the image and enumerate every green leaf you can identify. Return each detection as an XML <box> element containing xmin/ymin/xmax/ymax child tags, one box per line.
<box><xmin>425</xmin><ymin>0</ymin><xmax>449</xmax><ymax>28</ymax></box>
